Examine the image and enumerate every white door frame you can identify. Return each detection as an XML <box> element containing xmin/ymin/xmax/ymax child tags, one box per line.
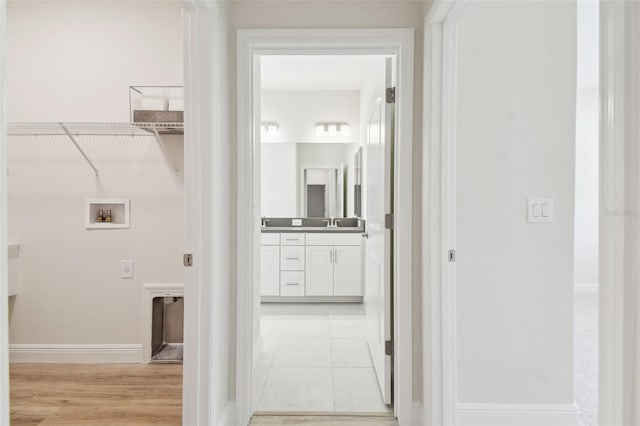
<box><xmin>0</xmin><ymin>2</ymin><xmax>9</xmax><ymax>425</ymax></box>
<box><xmin>181</xmin><ymin>2</ymin><xmax>232</xmax><ymax>425</ymax></box>
<box><xmin>599</xmin><ymin>1</ymin><xmax>640</xmax><ymax>425</ymax></box>
<box><xmin>236</xmin><ymin>29</ymin><xmax>415</xmax><ymax>426</ymax></box>
<box><xmin>423</xmin><ymin>1</ymin><xmax>468</xmax><ymax>425</ymax></box>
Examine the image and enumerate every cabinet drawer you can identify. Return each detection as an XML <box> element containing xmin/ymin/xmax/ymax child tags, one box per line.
<box><xmin>280</xmin><ymin>271</ymin><xmax>305</xmax><ymax>296</ymax></box>
<box><xmin>280</xmin><ymin>246</ymin><xmax>305</xmax><ymax>270</ymax></box>
<box><xmin>261</xmin><ymin>233</ymin><xmax>280</xmax><ymax>245</ymax></box>
<box><xmin>305</xmin><ymin>233</ymin><xmax>361</xmax><ymax>246</ymax></box>
<box><xmin>280</xmin><ymin>233</ymin><xmax>305</xmax><ymax>246</ymax></box>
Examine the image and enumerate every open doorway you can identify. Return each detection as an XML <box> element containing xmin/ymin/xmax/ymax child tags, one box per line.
<box><xmin>255</xmin><ymin>54</ymin><xmax>392</xmax><ymax>414</ymax></box>
<box><xmin>235</xmin><ymin>29</ymin><xmax>415</xmax><ymax>425</ymax></box>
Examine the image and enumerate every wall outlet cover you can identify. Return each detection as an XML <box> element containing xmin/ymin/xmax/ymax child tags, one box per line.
<box><xmin>121</xmin><ymin>260</ymin><xmax>134</xmax><ymax>279</ymax></box>
<box><xmin>292</xmin><ymin>219</ymin><xmax>302</xmax><ymax>226</ymax></box>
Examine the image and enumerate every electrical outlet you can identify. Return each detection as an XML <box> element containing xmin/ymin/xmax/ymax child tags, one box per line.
<box><xmin>121</xmin><ymin>260</ymin><xmax>133</xmax><ymax>279</ymax></box>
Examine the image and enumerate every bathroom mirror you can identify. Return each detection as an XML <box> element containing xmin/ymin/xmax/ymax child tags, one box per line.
<box><xmin>261</xmin><ymin>142</ymin><xmax>358</xmax><ymax>218</ymax></box>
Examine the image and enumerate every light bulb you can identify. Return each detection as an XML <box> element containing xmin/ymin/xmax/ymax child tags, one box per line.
<box><xmin>316</xmin><ymin>124</ymin><xmax>325</xmax><ymax>136</ymax></box>
<box><xmin>339</xmin><ymin>124</ymin><xmax>350</xmax><ymax>137</ymax></box>
<box><xmin>328</xmin><ymin>124</ymin><xmax>337</xmax><ymax>136</ymax></box>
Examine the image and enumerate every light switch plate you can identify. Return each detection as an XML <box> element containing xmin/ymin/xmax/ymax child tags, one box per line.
<box><xmin>121</xmin><ymin>260</ymin><xmax>133</xmax><ymax>278</ymax></box>
<box><xmin>528</xmin><ymin>198</ymin><xmax>553</xmax><ymax>223</ymax></box>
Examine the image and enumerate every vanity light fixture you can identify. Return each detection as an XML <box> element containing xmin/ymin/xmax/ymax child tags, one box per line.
<box><xmin>315</xmin><ymin>122</ymin><xmax>350</xmax><ymax>137</ymax></box>
<box><xmin>261</xmin><ymin>122</ymin><xmax>279</xmax><ymax>137</ymax></box>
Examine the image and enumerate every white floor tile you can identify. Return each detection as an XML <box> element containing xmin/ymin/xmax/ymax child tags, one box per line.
<box><xmin>282</xmin><ymin>317</ymin><xmax>331</xmax><ymax>338</ymax></box>
<box><xmin>330</xmin><ymin>317</ymin><xmax>367</xmax><ymax>339</ymax></box>
<box><xmin>333</xmin><ymin>368</ymin><xmax>391</xmax><ymax>413</ymax></box>
<box><xmin>329</xmin><ymin>303</ymin><xmax>366</xmax><ymax>317</ymax></box>
<box><xmin>253</xmin><ymin>367</ymin><xmax>270</xmax><ymax>408</ymax></box>
<box><xmin>331</xmin><ymin>339</ymin><xmax>373</xmax><ymax>367</ymax></box>
<box><xmin>273</xmin><ymin>338</ymin><xmax>332</xmax><ymax>367</ymax></box>
<box><xmin>257</xmin><ymin>367</ymin><xmax>335</xmax><ymax>412</ymax></box>
<box><xmin>257</xmin><ymin>337</ymin><xmax>277</xmax><ymax>368</ymax></box>
<box><xmin>261</xmin><ymin>318</ymin><xmax>284</xmax><ymax>338</ymax></box>
<box><xmin>261</xmin><ymin>303</ymin><xmax>331</xmax><ymax>317</ymax></box>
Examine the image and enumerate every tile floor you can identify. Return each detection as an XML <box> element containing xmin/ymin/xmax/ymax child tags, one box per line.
<box><xmin>254</xmin><ymin>303</ymin><xmax>392</xmax><ymax>414</ymax></box>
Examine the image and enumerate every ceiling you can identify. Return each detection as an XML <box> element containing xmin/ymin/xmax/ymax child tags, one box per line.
<box><xmin>260</xmin><ymin>55</ymin><xmax>386</xmax><ymax>91</ymax></box>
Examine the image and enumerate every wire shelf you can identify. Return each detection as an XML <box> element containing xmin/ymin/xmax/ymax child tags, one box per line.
<box><xmin>8</xmin><ymin>122</ymin><xmax>184</xmax><ymax>137</ymax></box>
<box><xmin>6</xmin><ymin>122</ymin><xmax>184</xmax><ymax>177</ymax></box>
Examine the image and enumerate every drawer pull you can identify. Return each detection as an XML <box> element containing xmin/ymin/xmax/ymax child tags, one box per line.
<box><xmin>285</xmin><ymin>283</ymin><xmax>299</xmax><ymax>286</ymax></box>
<box><xmin>285</xmin><ymin>238</ymin><xmax>300</xmax><ymax>241</ymax></box>
<box><xmin>285</xmin><ymin>257</ymin><xmax>300</xmax><ymax>260</ymax></box>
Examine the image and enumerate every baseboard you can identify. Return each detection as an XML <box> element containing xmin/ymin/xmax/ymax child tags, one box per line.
<box><xmin>219</xmin><ymin>401</ymin><xmax>235</xmax><ymax>426</ymax></box>
<box><xmin>574</xmin><ymin>283</ymin><xmax>598</xmax><ymax>294</ymax></box>
<box><xmin>457</xmin><ymin>403</ymin><xmax>578</xmax><ymax>426</ymax></box>
<box><xmin>9</xmin><ymin>344</ymin><xmax>143</xmax><ymax>363</ymax></box>
<box><xmin>413</xmin><ymin>401</ymin><xmax>424</xmax><ymax>426</ymax></box>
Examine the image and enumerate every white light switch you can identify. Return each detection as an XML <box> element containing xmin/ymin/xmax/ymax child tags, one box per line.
<box><xmin>121</xmin><ymin>260</ymin><xmax>133</xmax><ymax>278</ymax></box>
<box><xmin>528</xmin><ymin>198</ymin><xmax>553</xmax><ymax>223</ymax></box>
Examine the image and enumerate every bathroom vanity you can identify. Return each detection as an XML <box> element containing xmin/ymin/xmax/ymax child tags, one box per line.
<box><xmin>260</xmin><ymin>218</ymin><xmax>365</xmax><ymax>302</ymax></box>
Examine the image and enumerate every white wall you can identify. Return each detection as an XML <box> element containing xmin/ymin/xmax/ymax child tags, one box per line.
<box><xmin>261</xmin><ymin>91</ymin><xmax>359</xmax><ymax>144</ymax></box>
<box><xmin>454</xmin><ymin>0</ymin><xmax>576</xmax><ymax>408</ymax></box>
<box><xmin>5</xmin><ymin>2</ymin><xmax>183</xmax><ymax>353</ymax></box>
<box><xmin>6</xmin><ymin>2</ymin><xmax>183</xmax><ymax>122</ymax></box>
<box><xmin>229</xmin><ymin>0</ymin><xmax>425</xmax><ymax>411</ymax></box>
<box><xmin>574</xmin><ymin>1</ymin><xmax>599</xmax><ymax>288</ymax></box>
<box><xmin>8</xmin><ymin>135</ymin><xmax>184</xmax><ymax>347</ymax></box>
<box><xmin>261</xmin><ymin>143</ymin><xmax>297</xmax><ymax>216</ymax></box>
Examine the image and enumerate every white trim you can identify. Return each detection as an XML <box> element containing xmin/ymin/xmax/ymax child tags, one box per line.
<box><xmin>9</xmin><ymin>344</ymin><xmax>142</xmax><ymax>364</ymax></box>
<box><xmin>599</xmin><ymin>1</ymin><xmax>639</xmax><ymax>425</ymax></box>
<box><xmin>0</xmin><ymin>2</ymin><xmax>8</xmax><ymax>424</ymax></box>
<box><xmin>413</xmin><ymin>401</ymin><xmax>425</xmax><ymax>426</ymax></box>
<box><xmin>423</xmin><ymin>2</ymin><xmax>468</xmax><ymax>425</ymax></box>
<box><xmin>142</xmin><ymin>283</ymin><xmax>185</xmax><ymax>364</ymax></box>
<box><xmin>237</xmin><ymin>28</ymin><xmax>415</xmax><ymax>426</ymax></box>
<box><xmin>574</xmin><ymin>283</ymin><xmax>599</xmax><ymax>294</ymax></box>
<box><xmin>457</xmin><ymin>403</ymin><xmax>578</xmax><ymax>426</ymax></box>
<box><xmin>182</xmin><ymin>3</ymin><xmax>231</xmax><ymax>426</ymax></box>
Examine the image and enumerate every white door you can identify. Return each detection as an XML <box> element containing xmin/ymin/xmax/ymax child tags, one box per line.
<box><xmin>365</xmin><ymin>57</ymin><xmax>393</xmax><ymax>404</ymax></box>
<box><xmin>305</xmin><ymin>245</ymin><xmax>334</xmax><ymax>296</ymax></box>
<box><xmin>334</xmin><ymin>245</ymin><xmax>362</xmax><ymax>296</ymax></box>
<box><xmin>260</xmin><ymin>245</ymin><xmax>280</xmax><ymax>296</ymax></box>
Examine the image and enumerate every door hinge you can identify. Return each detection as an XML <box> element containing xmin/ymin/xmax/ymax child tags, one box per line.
<box><xmin>386</xmin><ymin>87</ymin><xmax>396</xmax><ymax>104</ymax></box>
<box><xmin>448</xmin><ymin>249</ymin><xmax>456</xmax><ymax>262</ymax></box>
<box><xmin>385</xmin><ymin>340</ymin><xmax>394</xmax><ymax>356</ymax></box>
<box><xmin>385</xmin><ymin>213</ymin><xmax>394</xmax><ymax>230</ymax></box>
<box><xmin>183</xmin><ymin>253</ymin><xmax>193</xmax><ymax>267</ymax></box>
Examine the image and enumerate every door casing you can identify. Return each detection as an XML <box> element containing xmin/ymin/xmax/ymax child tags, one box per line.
<box><xmin>236</xmin><ymin>28</ymin><xmax>415</xmax><ymax>426</ymax></box>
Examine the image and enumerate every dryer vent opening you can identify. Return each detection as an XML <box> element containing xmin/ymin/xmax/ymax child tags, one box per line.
<box><xmin>151</xmin><ymin>296</ymin><xmax>184</xmax><ymax>363</ymax></box>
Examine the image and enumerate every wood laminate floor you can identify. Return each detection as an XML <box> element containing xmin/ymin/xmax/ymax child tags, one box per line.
<box><xmin>10</xmin><ymin>364</ymin><xmax>182</xmax><ymax>425</ymax></box>
<box><xmin>10</xmin><ymin>364</ymin><xmax>398</xmax><ymax>426</ymax></box>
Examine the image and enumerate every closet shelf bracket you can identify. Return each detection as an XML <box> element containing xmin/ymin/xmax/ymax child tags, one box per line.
<box><xmin>151</xmin><ymin>127</ymin><xmax>180</xmax><ymax>176</ymax></box>
<box><xmin>60</xmin><ymin>123</ymin><xmax>99</xmax><ymax>177</ymax></box>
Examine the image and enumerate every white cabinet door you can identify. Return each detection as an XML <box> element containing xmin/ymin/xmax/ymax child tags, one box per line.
<box><xmin>305</xmin><ymin>246</ymin><xmax>334</xmax><ymax>296</ymax></box>
<box><xmin>333</xmin><ymin>246</ymin><xmax>362</xmax><ymax>296</ymax></box>
<box><xmin>260</xmin><ymin>245</ymin><xmax>280</xmax><ymax>296</ymax></box>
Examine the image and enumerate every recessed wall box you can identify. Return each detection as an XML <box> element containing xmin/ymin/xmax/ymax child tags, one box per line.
<box><xmin>85</xmin><ymin>199</ymin><xmax>130</xmax><ymax>229</ymax></box>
